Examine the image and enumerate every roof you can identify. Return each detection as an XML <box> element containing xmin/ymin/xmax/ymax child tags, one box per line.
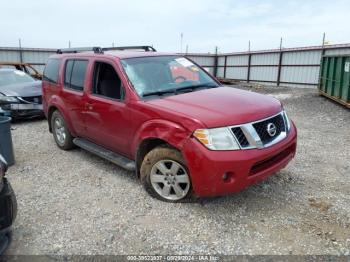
<box><xmin>50</xmin><ymin>50</ymin><xmax>177</xmax><ymax>60</ymax></box>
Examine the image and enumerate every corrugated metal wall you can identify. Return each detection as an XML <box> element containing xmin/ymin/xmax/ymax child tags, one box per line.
<box><xmin>187</xmin><ymin>43</ymin><xmax>350</xmax><ymax>88</ymax></box>
<box><xmin>2</xmin><ymin>44</ymin><xmax>350</xmax><ymax>88</ymax></box>
<box><xmin>0</xmin><ymin>47</ymin><xmax>55</xmax><ymax>73</ymax></box>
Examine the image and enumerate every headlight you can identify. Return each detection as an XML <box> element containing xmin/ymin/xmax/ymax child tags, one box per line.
<box><xmin>283</xmin><ymin>110</ymin><xmax>291</xmax><ymax>132</ymax></box>
<box><xmin>193</xmin><ymin>127</ymin><xmax>240</xmax><ymax>151</ymax></box>
<box><xmin>0</xmin><ymin>94</ymin><xmax>19</xmax><ymax>103</ymax></box>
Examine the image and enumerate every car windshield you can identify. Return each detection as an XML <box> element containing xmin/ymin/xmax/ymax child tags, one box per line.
<box><xmin>121</xmin><ymin>56</ymin><xmax>219</xmax><ymax>97</ymax></box>
<box><xmin>0</xmin><ymin>70</ymin><xmax>36</xmax><ymax>87</ymax></box>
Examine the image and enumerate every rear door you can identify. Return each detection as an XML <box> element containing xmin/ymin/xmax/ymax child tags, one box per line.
<box><xmin>82</xmin><ymin>58</ymin><xmax>131</xmax><ymax>156</ymax></box>
<box><xmin>61</xmin><ymin>59</ymin><xmax>90</xmax><ymax>136</ymax></box>
<box><xmin>42</xmin><ymin>58</ymin><xmax>61</xmax><ymax>115</ymax></box>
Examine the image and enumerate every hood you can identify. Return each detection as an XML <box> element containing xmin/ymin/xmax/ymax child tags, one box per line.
<box><xmin>147</xmin><ymin>86</ymin><xmax>282</xmax><ymax>128</ymax></box>
<box><xmin>0</xmin><ymin>81</ymin><xmax>42</xmax><ymax>97</ymax></box>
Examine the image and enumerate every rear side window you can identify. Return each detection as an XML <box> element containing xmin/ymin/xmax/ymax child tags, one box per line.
<box><xmin>64</xmin><ymin>60</ymin><xmax>88</xmax><ymax>91</ymax></box>
<box><xmin>64</xmin><ymin>60</ymin><xmax>74</xmax><ymax>86</ymax></box>
<box><xmin>43</xmin><ymin>59</ymin><xmax>61</xmax><ymax>84</ymax></box>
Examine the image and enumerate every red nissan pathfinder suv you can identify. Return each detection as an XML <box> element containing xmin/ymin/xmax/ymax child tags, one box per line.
<box><xmin>42</xmin><ymin>46</ymin><xmax>297</xmax><ymax>202</ymax></box>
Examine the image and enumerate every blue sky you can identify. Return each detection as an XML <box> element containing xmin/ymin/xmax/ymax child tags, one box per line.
<box><xmin>0</xmin><ymin>0</ymin><xmax>349</xmax><ymax>53</ymax></box>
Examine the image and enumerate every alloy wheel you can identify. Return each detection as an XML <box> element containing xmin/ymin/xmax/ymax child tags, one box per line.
<box><xmin>150</xmin><ymin>160</ymin><xmax>190</xmax><ymax>201</ymax></box>
<box><xmin>54</xmin><ymin>118</ymin><xmax>66</xmax><ymax>145</ymax></box>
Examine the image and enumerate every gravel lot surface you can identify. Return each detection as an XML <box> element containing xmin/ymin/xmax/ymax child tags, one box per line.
<box><xmin>5</xmin><ymin>85</ymin><xmax>350</xmax><ymax>255</ymax></box>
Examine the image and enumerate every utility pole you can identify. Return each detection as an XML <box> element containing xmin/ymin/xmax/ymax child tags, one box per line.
<box><xmin>279</xmin><ymin>37</ymin><xmax>283</xmax><ymax>50</ymax></box>
<box><xmin>68</xmin><ymin>41</ymin><xmax>71</xmax><ymax>48</ymax></box>
<box><xmin>322</xmin><ymin>32</ymin><xmax>326</xmax><ymax>56</ymax></box>
<box><xmin>18</xmin><ymin>38</ymin><xmax>23</xmax><ymax>63</ymax></box>
<box><xmin>180</xmin><ymin>33</ymin><xmax>183</xmax><ymax>53</ymax></box>
<box><xmin>185</xmin><ymin>45</ymin><xmax>189</xmax><ymax>54</ymax></box>
<box><xmin>112</xmin><ymin>42</ymin><xmax>115</xmax><ymax>47</ymax></box>
<box><xmin>322</xmin><ymin>32</ymin><xmax>326</xmax><ymax>47</ymax></box>
<box><xmin>248</xmin><ymin>40</ymin><xmax>251</xmax><ymax>52</ymax></box>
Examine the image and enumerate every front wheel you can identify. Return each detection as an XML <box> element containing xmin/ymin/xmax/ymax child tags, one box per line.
<box><xmin>140</xmin><ymin>147</ymin><xmax>192</xmax><ymax>202</ymax></box>
<box><xmin>51</xmin><ymin>110</ymin><xmax>75</xmax><ymax>150</ymax></box>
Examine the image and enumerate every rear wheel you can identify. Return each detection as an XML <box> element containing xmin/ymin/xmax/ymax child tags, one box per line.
<box><xmin>140</xmin><ymin>146</ymin><xmax>192</xmax><ymax>202</ymax></box>
<box><xmin>51</xmin><ymin>111</ymin><xmax>74</xmax><ymax>150</ymax></box>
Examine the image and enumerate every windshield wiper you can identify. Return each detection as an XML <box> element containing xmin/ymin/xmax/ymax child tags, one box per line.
<box><xmin>142</xmin><ymin>83</ymin><xmax>219</xmax><ymax>98</ymax></box>
<box><xmin>142</xmin><ymin>89</ymin><xmax>176</xmax><ymax>97</ymax></box>
<box><xmin>174</xmin><ymin>83</ymin><xmax>218</xmax><ymax>94</ymax></box>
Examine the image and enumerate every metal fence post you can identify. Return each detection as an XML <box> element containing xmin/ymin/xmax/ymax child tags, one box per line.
<box><xmin>247</xmin><ymin>54</ymin><xmax>252</xmax><ymax>82</ymax></box>
<box><xmin>277</xmin><ymin>51</ymin><xmax>283</xmax><ymax>86</ymax></box>
<box><xmin>213</xmin><ymin>46</ymin><xmax>218</xmax><ymax>77</ymax></box>
<box><xmin>223</xmin><ymin>56</ymin><xmax>227</xmax><ymax>79</ymax></box>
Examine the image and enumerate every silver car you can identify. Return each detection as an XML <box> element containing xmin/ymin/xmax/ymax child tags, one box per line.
<box><xmin>0</xmin><ymin>68</ymin><xmax>43</xmax><ymax>119</ymax></box>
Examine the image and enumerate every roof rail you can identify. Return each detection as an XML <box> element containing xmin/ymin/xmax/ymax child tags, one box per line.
<box><xmin>56</xmin><ymin>45</ymin><xmax>157</xmax><ymax>55</ymax></box>
<box><xmin>102</xmin><ymin>46</ymin><xmax>157</xmax><ymax>52</ymax></box>
<box><xmin>56</xmin><ymin>47</ymin><xmax>103</xmax><ymax>54</ymax></box>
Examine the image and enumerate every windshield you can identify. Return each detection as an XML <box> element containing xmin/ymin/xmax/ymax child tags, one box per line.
<box><xmin>0</xmin><ymin>70</ymin><xmax>35</xmax><ymax>87</ymax></box>
<box><xmin>121</xmin><ymin>56</ymin><xmax>219</xmax><ymax>97</ymax></box>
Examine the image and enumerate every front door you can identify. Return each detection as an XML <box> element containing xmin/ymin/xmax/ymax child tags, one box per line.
<box><xmin>83</xmin><ymin>60</ymin><xmax>131</xmax><ymax>156</ymax></box>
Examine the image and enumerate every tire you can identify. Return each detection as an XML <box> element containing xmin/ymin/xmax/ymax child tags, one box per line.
<box><xmin>0</xmin><ymin>232</ymin><xmax>11</xmax><ymax>255</ymax></box>
<box><xmin>7</xmin><ymin>181</ymin><xmax>17</xmax><ymax>222</ymax></box>
<box><xmin>51</xmin><ymin>110</ymin><xmax>75</xmax><ymax>150</ymax></box>
<box><xmin>140</xmin><ymin>146</ymin><xmax>193</xmax><ymax>202</ymax></box>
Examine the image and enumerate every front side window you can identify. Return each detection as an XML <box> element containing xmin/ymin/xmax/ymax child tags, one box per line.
<box><xmin>121</xmin><ymin>56</ymin><xmax>219</xmax><ymax>98</ymax></box>
<box><xmin>43</xmin><ymin>59</ymin><xmax>61</xmax><ymax>84</ymax></box>
<box><xmin>92</xmin><ymin>62</ymin><xmax>125</xmax><ymax>100</ymax></box>
<box><xmin>64</xmin><ymin>60</ymin><xmax>88</xmax><ymax>91</ymax></box>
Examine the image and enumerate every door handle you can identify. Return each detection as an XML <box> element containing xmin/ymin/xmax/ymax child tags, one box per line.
<box><xmin>85</xmin><ymin>102</ymin><xmax>93</xmax><ymax>110</ymax></box>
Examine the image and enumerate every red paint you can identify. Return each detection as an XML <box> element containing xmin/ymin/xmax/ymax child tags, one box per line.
<box><xmin>43</xmin><ymin>51</ymin><xmax>297</xmax><ymax>197</ymax></box>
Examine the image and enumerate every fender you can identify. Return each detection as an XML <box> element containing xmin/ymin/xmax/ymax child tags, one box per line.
<box><xmin>132</xmin><ymin>119</ymin><xmax>191</xmax><ymax>156</ymax></box>
<box><xmin>47</xmin><ymin>95</ymin><xmax>77</xmax><ymax>137</ymax></box>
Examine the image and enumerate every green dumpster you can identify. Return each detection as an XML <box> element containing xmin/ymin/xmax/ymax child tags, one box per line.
<box><xmin>319</xmin><ymin>55</ymin><xmax>350</xmax><ymax>108</ymax></box>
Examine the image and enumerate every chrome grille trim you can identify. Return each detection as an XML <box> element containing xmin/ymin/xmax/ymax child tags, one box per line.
<box><xmin>229</xmin><ymin>111</ymin><xmax>288</xmax><ymax>150</ymax></box>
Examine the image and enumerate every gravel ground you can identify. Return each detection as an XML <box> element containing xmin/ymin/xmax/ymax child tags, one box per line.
<box><xmin>4</xmin><ymin>85</ymin><xmax>350</xmax><ymax>255</ymax></box>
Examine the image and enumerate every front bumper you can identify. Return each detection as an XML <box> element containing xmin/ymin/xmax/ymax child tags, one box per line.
<box><xmin>0</xmin><ymin>178</ymin><xmax>17</xmax><ymax>254</ymax></box>
<box><xmin>183</xmin><ymin>123</ymin><xmax>297</xmax><ymax>197</ymax></box>
<box><xmin>1</xmin><ymin>103</ymin><xmax>43</xmax><ymax>119</ymax></box>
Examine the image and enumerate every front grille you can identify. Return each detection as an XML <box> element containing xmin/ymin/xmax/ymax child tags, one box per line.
<box><xmin>253</xmin><ymin>114</ymin><xmax>286</xmax><ymax>145</ymax></box>
<box><xmin>21</xmin><ymin>96</ymin><xmax>42</xmax><ymax>104</ymax></box>
<box><xmin>250</xmin><ymin>144</ymin><xmax>296</xmax><ymax>176</ymax></box>
<box><xmin>231</xmin><ymin>127</ymin><xmax>249</xmax><ymax>147</ymax></box>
